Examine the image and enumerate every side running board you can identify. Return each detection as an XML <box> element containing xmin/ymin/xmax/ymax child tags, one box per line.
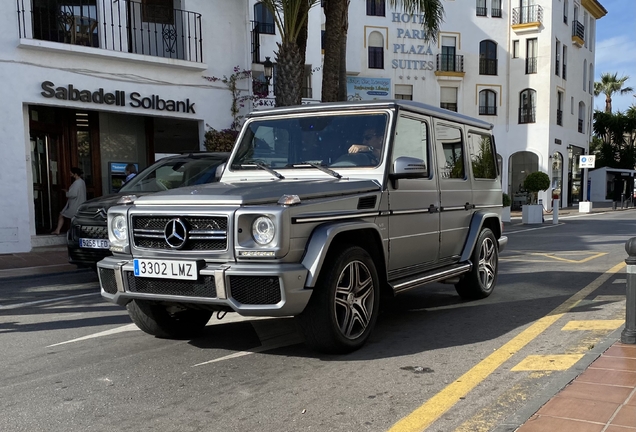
<box><xmin>389</xmin><ymin>263</ymin><xmax>472</xmax><ymax>294</ymax></box>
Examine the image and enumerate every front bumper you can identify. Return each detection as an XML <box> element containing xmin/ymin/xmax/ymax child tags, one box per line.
<box><xmin>498</xmin><ymin>235</ymin><xmax>508</xmax><ymax>252</ymax></box>
<box><xmin>96</xmin><ymin>257</ymin><xmax>312</xmax><ymax>317</ymax></box>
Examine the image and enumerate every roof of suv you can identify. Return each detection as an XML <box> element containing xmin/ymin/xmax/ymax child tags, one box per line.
<box><xmin>246</xmin><ymin>100</ymin><xmax>493</xmax><ymax>130</ymax></box>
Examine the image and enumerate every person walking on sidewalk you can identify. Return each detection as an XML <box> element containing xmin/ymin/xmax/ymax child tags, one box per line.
<box><xmin>51</xmin><ymin>167</ymin><xmax>86</xmax><ymax>235</ymax></box>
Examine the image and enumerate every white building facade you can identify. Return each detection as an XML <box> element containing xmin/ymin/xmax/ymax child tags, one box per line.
<box><xmin>345</xmin><ymin>0</ymin><xmax>606</xmax><ymax>210</ymax></box>
<box><xmin>0</xmin><ymin>0</ymin><xmax>605</xmax><ymax>253</ymax></box>
<box><xmin>0</xmin><ymin>0</ymin><xmax>323</xmax><ymax>253</ymax></box>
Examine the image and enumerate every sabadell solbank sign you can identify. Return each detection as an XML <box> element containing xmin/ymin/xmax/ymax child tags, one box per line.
<box><xmin>40</xmin><ymin>81</ymin><xmax>196</xmax><ymax>114</ymax></box>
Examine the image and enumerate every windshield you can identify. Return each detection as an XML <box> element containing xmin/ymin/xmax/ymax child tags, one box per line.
<box><xmin>120</xmin><ymin>157</ymin><xmax>225</xmax><ymax>193</ymax></box>
<box><xmin>231</xmin><ymin>112</ymin><xmax>388</xmax><ymax>170</ymax></box>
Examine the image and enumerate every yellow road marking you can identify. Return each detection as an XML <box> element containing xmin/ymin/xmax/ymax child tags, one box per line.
<box><xmin>511</xmin><ymin>354</ymin><xmax>584</xmax><ymax>371</ymax></box>
<box><xmin>529</xmin><ymin>252</ymin><xmax>607</xmax><ymax>263</ymax></box>
<box><xmin>388</xmin><ymin>261</ymin><xmax>625</xmax><ymax>432</ymax></box>
<box><xmin>561</xmin><ymin>320</ymin><xmax>624</xmax><ymax>331</ymax></box>
<box><xmin>594</xmin><ymin>295</ymin><xmax>626</xmax><ymax>301</ymax></box>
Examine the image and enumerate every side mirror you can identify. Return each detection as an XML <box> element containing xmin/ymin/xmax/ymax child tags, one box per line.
<box><xmin>390</xmin><ymin>156</ymin><xmax>428</xmax><ymax>180</ymax></box>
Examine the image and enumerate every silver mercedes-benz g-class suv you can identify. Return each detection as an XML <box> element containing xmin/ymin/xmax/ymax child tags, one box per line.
<box><xmin>97</xmin><ymin>100</ymin><xmax>507</xmax><ymax>353</ymax></box>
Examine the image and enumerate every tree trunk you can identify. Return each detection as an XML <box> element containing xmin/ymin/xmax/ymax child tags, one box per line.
<box><xmin>605</xmin><ymin>96</ymin><xmax>612</xmax><ymax>113</ymax></box>
<box><xmin>337</xmin><ymin>1</ymin><xmax>349</xmax><ymax>101</ymax></box>
<box><xmin>275</xmin><ymin>41</ymin><xmax>303</xmax><ymax>107</ymax></box>
<box><xmin>296</xmin><ymin>0</ymin><xmax>309</xmax><ymax>105</ymax></box>
<box><xmin>321</xmin><ymin>0</ymin><xmax>346</xmax><ymax>102</ymax></box>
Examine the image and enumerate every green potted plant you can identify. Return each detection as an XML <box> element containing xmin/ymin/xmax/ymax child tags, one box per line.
<box><xmin>522</xmin><ymin>171</ymin><xmax>550</xmax><ymax>224</ymax></box>
<box><xmin>501</xmin><ymin>192</ymin><xmax>511</xmax><ymax>222</ymax></box>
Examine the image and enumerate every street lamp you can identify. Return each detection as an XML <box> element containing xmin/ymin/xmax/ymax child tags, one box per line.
<box><xmin>263</xmin><ymin>56</ymin><xmax>273</xmax><ymax>96</ymax></box>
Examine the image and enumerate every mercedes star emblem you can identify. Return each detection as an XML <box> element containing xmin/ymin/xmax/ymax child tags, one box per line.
<box><xmin>164</xmin><ymin>218</ymin><xmax>188</xmax><ymax>249</ymax></box>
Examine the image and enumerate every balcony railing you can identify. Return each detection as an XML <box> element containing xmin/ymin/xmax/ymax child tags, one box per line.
<box><xmin>436</xmin><ymin>54</ymin><xmax>464</xmax><ymax>73</ymax></box>
<box><xmin>519</xmin><ymin>108</ymin><xmax>536</xmax><ymax>124</ymax></box>
<box><xmin>492</xmin><ymin>8</ymin><xmax>502</xmax><ymax>18</ymax></box>
<box><xmin>17</xmin><ymin>0</ymin><xmax>203</xmax><ymax>62</ymax></box>
<box><xmin>479</xmin><ymin>105</ymin><xmax>497</xmax><ymax>115</ymax></box>
<box><xmin>557</xmin><ymin>109</ymin><xmax>563</xmax><ymax>126</ymax></box>
<box><xmin>512</xmin><ymin>5</ymin><xmax>543</xmax><ymax>25</ymax></box>
<box><xmin>440</xmin><ymin>103</ymin><xmax>457</xmax><ymax>112</ymax></box>
<box><xmin>479</xmin><ymin>58</ymin><xmax>498</xmax><ymax>75</ymax></box>
<box><xmin>476</xmin><ymin>6</ymin><xmax>487</xmax><ymax>16</ymax></box>
<box><xmin>525</xmin><ymin>57</ymin><xmax>537</xmax><ymax>74</ymax></box>
<box><xmin>572</xmin><ymin>20</ymin><xmax>585</xmax><ymax>40</ymax></box>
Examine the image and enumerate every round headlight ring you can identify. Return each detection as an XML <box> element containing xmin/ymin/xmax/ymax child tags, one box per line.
<box><xmin>252</xmin><ymin>216</ymin><xmax>275</xmax><ymax>245</ymax></box>
<box><xmin>112</xmin><ymin>215</ymin><xmax>128</xmax><ymax>241</ymax></box>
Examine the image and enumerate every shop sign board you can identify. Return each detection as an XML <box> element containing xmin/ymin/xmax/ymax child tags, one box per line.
<box><xmin>346</xmin><ymin>77</ymin><xmax>391</xmax><ymax>101</ymax></box>
<box><xmin>579</xmin><ymin>155</ymin><xmax>596</xmax><ymax>169</ymax></box>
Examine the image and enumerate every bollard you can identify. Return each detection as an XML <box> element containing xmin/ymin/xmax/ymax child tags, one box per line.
<box><xmin>552</xmin><ymin>199</ymin><xmax>559</xmax><ymax>225</ymax></box>
<box><xmin>622</xmin><ymin>238</ymin><xmax>636</xmax><ymax>344</ymax></box>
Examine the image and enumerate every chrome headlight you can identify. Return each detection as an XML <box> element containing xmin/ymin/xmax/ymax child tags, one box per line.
<box><xmin>111</xmin><ymin>215</ymin><xmax>128</xmax><ymax>241</ymax></box>
<box><xmin>252</xmin><ymin>216</ymin><xmax>275</xmax><ymax>245</ymax></box>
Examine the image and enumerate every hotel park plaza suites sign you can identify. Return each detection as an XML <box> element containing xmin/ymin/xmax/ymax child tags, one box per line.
<box><xmin>40</xmin><ymin>81</ymin><xmax>196</xmax><ymax>114</ymax></box>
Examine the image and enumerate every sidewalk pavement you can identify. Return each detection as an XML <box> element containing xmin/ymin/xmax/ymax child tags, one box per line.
<box><xmin>1</xmin><ymin>209</ymin><xmax>635</xmax><ymax>431</ymax></box>
<box><xmin>0</xmin><ymin>244</ymin><xmax>81</xmax><ymax>279</ymax></box>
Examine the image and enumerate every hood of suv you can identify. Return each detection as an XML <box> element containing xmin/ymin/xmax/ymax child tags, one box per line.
<box><xmin>133</xmin><ymin>179</ymin><xmax>381</xmax><ymax>206</ymax></box>
<box><xmin>75</xmin><ymin>193</ymin><xmax>150</xmax><ymax>221</ymax></box>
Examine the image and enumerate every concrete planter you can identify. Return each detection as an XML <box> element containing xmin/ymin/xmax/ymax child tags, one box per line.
<box><xmin>501</xmin><ymin>206</ymin><xmax>511</xmax><ymax>222</ymax></box>
<box><xmin>522</xmin><ymin>204</ymin><xmax>543</xmax><ymax>224</ymax></box>
<box><xmin>579</xmin><ymin>201</ymin><xmax>593</xmax><ymax>213</ymax></box>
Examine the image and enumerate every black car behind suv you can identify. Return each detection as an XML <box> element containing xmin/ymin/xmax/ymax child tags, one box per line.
<box><xmin>67</xmin><ymin>152</ymin><xmax>229</xmax><ymax>269</ymax></box>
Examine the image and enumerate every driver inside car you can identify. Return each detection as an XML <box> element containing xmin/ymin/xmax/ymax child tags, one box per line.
<box><xmin>347</xmin><ymin>125</ymin><xmax>384</xmax><ymax>161</ymax></box>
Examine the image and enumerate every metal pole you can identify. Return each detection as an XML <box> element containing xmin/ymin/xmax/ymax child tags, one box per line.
<box><xmin>622</xmin><ymin>238</ymin><xmax>636</xmax><ymax>344</ymax></box>
<box><xmin>552</xmin><ymin>198</ymin><xmax>559</xmax><ymax>225</ymax></box>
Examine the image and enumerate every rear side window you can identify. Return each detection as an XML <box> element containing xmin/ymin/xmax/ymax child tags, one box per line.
<box><xmin>436</xmin><ymin>124</ymin><xmax>464</xmax><ymax>179</ymax></box>
<box><xmin>468</xmin><ymin>133</ymin><xmax>497</xmax><ymax>179</ymax></box>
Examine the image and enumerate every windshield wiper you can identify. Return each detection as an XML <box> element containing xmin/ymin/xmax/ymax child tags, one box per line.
<box><xmin>240</xmin><ymin>160</ymin><xmax>285</xmax><ymax>179</ymax></box>
<box><xmin>289</xmin><ymin>162</ymin><xmax>342</xmax><ymax>179</ymax></box>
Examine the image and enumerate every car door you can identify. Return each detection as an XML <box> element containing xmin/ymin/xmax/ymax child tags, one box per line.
<box><xmin>433</xmin><ymin>119</ymin><xmax>474</xmax><ymax>260</ymax></box>
<box><xmin>387</xmin><ymin>114</ymin><xmax>440</xmax><ymax>276</ymax></box>
<box><xmin>466</xmin><ymin>130</ymin><xmax>500</xmax><ymax>212</ymax></box>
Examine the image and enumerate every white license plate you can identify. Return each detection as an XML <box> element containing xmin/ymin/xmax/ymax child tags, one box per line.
<box><xmin>79</xmin><ymin>238</ymin><xmax>110</xmax><ymax>249</ymax></box>
<box><xmin>133</xmin><ymin>259</ymin><xmax>198</xmax><ymax>280</ymax></box>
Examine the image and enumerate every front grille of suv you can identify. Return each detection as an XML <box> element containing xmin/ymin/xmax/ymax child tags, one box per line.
<box><xmin>99</xmin><ymin>268</ymin><xmax>118</xmax><ymax>294</ymax></box>
<box><xmin>132</xmin><ymin>216</ymin><xmax>228</xmax><ymax>251</ymax></box>
<box><xmin>125</xmin><ymin>271</ymin><xmax>217</xmax><ymax>298</ymax></box>
<box><xmin>229</xmin><ymin>276</ymin><xmax>282</xmax><ymax>305</ymax></box>
<box><xmin>79</xmin><ymin>225</ymin><xmax>108</xmax><ymax>239</ymax></box>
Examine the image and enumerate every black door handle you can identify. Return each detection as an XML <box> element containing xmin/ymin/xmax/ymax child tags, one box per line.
<box><xmin>428</xmin><ymin>204</ymin><xmax>439</xmax><ymax>213</ymax></box>
<box><xmin>464</xmin><ymin>203</ymin><xmax>475</xmax><ymax>210</ymax></box>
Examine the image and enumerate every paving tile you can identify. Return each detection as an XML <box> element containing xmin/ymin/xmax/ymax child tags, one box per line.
<box><xmin>515</xmin><ymin>415</ymin><xmax>604</xmax><ymax>432</ymax></box>
<box><xmin>536</xmin><ymin>395</ymin><xmax>619</xmax><ymax>423</ymax></box>
<box><xmin>558</xmin><ymin>381</ymin><xmax>634</xmax><ymax>404</ymax></box>
<box><xmin>577</xmin><ymin>368</ymin><xmax>636</xmax><ymax>387</ymax></box>
<box><xmin>611</xmin><ymin>405</ymin><xmax>636</xmax><ymax>428</ymax></box>
<box><xmin>605</xmin><ymin>425</ymin><xmax>636</xmax><ymax>431</ymax></box>
<box><xmin>591</xmin><ymin>356</ymin><xmax>636</xmax><ymax>372</ymax></box>
<box><xmin>605</xmin><ymin>345</ymin><xmax>636</xmax><ymax>359</ymax></box>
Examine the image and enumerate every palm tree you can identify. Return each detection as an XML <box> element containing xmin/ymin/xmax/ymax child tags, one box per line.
<box><xmin>261</xmin><ymin>0</ymin><xmax>320</xmax><ymax>107</ymax></box>
<box><xmin>322</xmin><ymin>0</ymin><xmax>445</xmax><ymax>102</ymax></box>
<box><xmin>594</xmin><ymin>72</ymin><xmax>633</xmax><ymax>113</ymax></box>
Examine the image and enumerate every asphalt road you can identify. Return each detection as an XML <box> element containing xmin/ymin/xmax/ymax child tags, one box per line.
<box><xmin>0</xmin><ymin>209</ymin><xmax>634</xmax><ymax>432</ymax></box>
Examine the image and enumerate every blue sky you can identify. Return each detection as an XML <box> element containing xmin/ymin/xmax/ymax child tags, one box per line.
<box><xmin>593</xmin><ymin>0</ymin><xmax>636</xmax><ymax>112</ymax></box>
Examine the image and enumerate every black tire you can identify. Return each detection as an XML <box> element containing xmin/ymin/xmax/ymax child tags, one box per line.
<box><xmin>126</xmin><ymin>299</ymin><xmax>212</xmax><ymax>339</ymax></box>
<box><xmin>297</xmin><ymin>245</ymin><xmax>380</xmax><ymax>354</ymax></box>
<box><xmin>455</xmin><ymin>228</ymin><xmax>499</xmax><ymax>300</ymax></box>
